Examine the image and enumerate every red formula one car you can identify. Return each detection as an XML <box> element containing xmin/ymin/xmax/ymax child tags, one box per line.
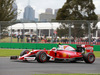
<box><xmin>10</xmin><ymin>45</ymin><xmax>95</xmax><ymax>64</ymax></box>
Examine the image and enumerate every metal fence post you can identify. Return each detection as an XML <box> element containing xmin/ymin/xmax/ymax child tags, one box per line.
<box><xmin>69</xmin><ymin>24</ymin><xmax>71</xmax><ymax>44</ymax></box>
<box><xmin>0</xmin><ymin>23</ymin><xmax>1</xmax><ymax>41</ymax></box>
<box><xmin>35</xmin><ymin>23</ymin><xmax>38</xmax><ymax>43</ymax></box>
<box><xmin>11</xmin><ymin>24</ymin><xmax>12</xmax><ymax>43</ymax></box>
<box><xmin>88</xmin><ymin>21</ymin><xmax>91</xmax><ymax>45</ymax></box>
<box><xmin>50</xmin><ymin>23</ymin><xmax>54</xmax><ymax>43</ymax></box>
<box><xmin>22</xmin><ymin>23</ymin><xmax>25</xmax><ymax>43</ymax></box>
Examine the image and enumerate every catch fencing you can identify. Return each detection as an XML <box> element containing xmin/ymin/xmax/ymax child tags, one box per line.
<box><xmin>0</xmin><ymin>20</ymin><xmax>100</xmax><ymax>45</ymax></box>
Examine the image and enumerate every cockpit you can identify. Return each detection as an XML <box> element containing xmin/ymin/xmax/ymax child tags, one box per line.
<box><xmin>51</xmin><ymin>45</ymin><xmax>75</xmax><ymax>51</ymax></box>
<box><xmin>57</xmin><ymin>45</ymin><xmax>75</xmax><ymax>51</ymax></box>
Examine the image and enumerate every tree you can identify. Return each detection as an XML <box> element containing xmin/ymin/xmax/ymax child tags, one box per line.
<box><xmin>0</xmin><ymin>0</ymin><xmax>17</xmax><ymax>21</ymax></box>
<box><xmin>57</xmin><ymin>23</ymin><xmax>69</xmax><ymax>38</ymax></box>
<box><xmin>0</xmin><ymin>0</ymin><xmax>17</xmax><ymax>38</ymax></box>
<box><xmin>56</xmin><ymin>0</ymin><xmax>98</xmax><ymax>38</ymax></box>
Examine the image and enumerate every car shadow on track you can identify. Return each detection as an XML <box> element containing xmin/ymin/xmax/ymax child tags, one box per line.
<box><xmin>10</xmin><ymin>60</ymin><xmax>86</xmax><ymax>64</ymax></box>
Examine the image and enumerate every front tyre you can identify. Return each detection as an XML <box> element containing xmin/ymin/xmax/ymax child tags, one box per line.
<box><xmin>36</xmin><ymin>51</ymin><xmax>47</xmax><ymax>63</ymax></box>
<box><xmin>20</xmin><ymin>50</ymin><xmax>30</xmax><ymax>56</ymax></box>
<box><xmin>83</xmin><ymin>52</ymin><xmax>95</xmax><ymax>64</ymax></box>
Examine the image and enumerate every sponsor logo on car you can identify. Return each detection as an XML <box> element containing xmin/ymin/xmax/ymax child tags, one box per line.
<box><xmin>47</xmin><ymin>51</ymin><xmax>50</xmax><ymax>54</ymax></box>
<box><xmin>86</xmin><ymin>47</ymin><xmax>93</xmax><ymax>50</ymax></box>
<box><xmin>63</xmin><ymin>53</ymin><xmax>66</xmax><ymax>57</ymax></box>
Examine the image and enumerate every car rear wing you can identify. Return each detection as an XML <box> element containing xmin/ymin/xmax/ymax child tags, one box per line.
<box><xmin>77</xmin><ymin>45</ymin><xmax>93</xmax><ymax>53</ymax></box>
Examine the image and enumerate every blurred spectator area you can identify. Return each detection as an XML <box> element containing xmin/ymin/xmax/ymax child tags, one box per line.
<box><xmin>0</xmin><ymin>21</ymin><xmax>100</xmax><ymax>45</ymax></box>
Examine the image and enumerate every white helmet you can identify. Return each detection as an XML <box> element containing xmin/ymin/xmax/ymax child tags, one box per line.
<box><xmin>51</xmin><ymin>47</ymin><xmax>56</xmax><ymax>51</ymax></box>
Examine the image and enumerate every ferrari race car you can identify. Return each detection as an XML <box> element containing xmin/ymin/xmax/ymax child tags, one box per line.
<box><xmin>10</xmin><ymin>45</ymin><xmax>95</xmax><ymax>64</ymax></box>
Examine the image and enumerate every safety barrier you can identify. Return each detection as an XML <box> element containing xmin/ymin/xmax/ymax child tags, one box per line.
<box><xmin>0</xmin><ymin>43</ymin><xmax>99</xmax><ymax>51</ymax></box>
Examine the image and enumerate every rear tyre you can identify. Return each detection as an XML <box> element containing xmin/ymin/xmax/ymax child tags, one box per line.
<box><xmin>20</xmin><ymin>50</ymin><xmax>30</xmax><ymax>56</ymax></box>
<box><xmin>36</xmin><ymin>51</ymin><xmax>47</xmax><ymax>63</ymax></box>
<box><xmin>83</xmin><ymin>52</ymin><xmax>95</xmax><ymax>64</ymax></box>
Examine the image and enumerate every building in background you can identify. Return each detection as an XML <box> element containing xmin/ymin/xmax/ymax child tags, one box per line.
<box><xmin>8</xmin><ymin>23</ymin><xmax>60</xmax><ymax>37</ymax></box>
<box><xmin>54</xmin><ymin>9</ymin><xmax>58</xmax><ymax>18</ymax></box>
<box><xmin>23</xmin><ymin>5</ymin><xmax>35</xmax><ymax>21</ymax></box>
<box><xmin>39</xmin><ymin>8</ymin><xmax>55</xmax><ymax>21</ymax></box>
<box><xmin>45</xmin><ymin>8</ymin><xmax>53</xmax><ymax>14</ymax></box>
<box><xmin>39</xmin><ymin>13</ymin><xmax>55</xmax><ymax>21</ymax></box>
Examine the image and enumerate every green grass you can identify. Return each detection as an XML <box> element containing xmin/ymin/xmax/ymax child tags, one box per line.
<box><xmin>0</xmin><ymin>37</ymin><xmax>27</xmax><ymax>43</ymax></box>
<box><xmin>0</xmin><ymin>49</ymin><xmax>23</xmax><ymax>57</ymax></box>
<box><xmin>94</xmin><ymin>51</ymin><xmax>100</xmax><ymax>57</ymax></box>
<box><xmin>0</xmin><ymin>37</ymin><xmax>11</xmax><ymax>42</ymax></box>
<box><xmin>34</xmin><ymin>74</ymin><xmax>100</xmax><ymax>75</ymax></box>
<box><xmin>0</xmin><ymin>49</ymin><xmax>100</xmax><ymax>57</ymax></box>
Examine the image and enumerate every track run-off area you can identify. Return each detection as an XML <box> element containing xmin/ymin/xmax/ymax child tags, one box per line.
<box><xmin>0</xmin><ymin>57</ymin><xmax>100</xmax><ymax>75</ymax></box>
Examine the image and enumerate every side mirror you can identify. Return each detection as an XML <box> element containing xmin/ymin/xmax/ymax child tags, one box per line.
<box><xmin>44</xmin><ymin>48</ymin><xmax>46</xmax><ymax>50</ymax></box>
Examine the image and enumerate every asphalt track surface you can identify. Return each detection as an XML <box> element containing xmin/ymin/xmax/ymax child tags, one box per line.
<box><xmin>0</xmin><ymin>57</ymin><xmax>100</xmax><ymax>75</ymax></box>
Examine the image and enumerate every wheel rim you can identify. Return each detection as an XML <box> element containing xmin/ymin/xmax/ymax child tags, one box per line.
<box><xmin>40</xmin><ymin>53</ymin><xmax>46</xmax><ymax>61</ymax></box>
<box><xmin>89</xmin><ymin>55</ymin><xmax>94</xmax><ymax>62</ymax></box>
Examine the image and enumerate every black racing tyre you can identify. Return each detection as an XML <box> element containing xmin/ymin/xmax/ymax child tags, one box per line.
<box><xmin>83</xmin><ymin>52</ymin><xmax>95</xmax><ymax>64</ymax></box>
<box><xmin>36</xmin><ymin>51</ymin><xmax>47</xmax><ymax>63</ymax></box>
<box><xmin>20</xmin><ymin>50</ymin><xmax>30</xmax><ymax>56</ymax></box>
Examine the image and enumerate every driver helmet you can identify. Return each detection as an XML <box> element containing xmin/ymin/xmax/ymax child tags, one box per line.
<box><xmin>51</xmin><ymin>47</ymin><xmax>56</xmax><ymax>51</ymax></box>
